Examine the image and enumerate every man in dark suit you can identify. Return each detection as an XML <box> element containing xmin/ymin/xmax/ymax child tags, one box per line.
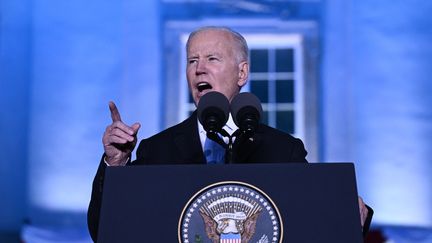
<box><xmin>87</xmin><ymin>26</ymin><xmax>371</xmax><ymax>242</ymax></box>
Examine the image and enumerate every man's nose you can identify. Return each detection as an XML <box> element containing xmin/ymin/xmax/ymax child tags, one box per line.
<box><xmin>195</xmin><ymin>60</ymin><xmax>207</xmax><ymax>74</ymax></box>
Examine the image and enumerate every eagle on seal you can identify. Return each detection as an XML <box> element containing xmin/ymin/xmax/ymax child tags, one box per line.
<box><xmin>200</xmin><ymin>211</ymin><xmax>261</xmax><ymax>243</ymax></box>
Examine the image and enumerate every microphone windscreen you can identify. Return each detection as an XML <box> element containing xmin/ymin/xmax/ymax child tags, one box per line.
<box><xmin>231</xmin><ymin>92</ymin><xmax>263</xmax><ymax>127</ymax></box>
<box><xmin>197</xmin><ymin>91</ymin><xmax>230</xmax><ymax>132</ymax></box>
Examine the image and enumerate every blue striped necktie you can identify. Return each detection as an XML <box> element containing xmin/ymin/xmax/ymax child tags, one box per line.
<box><xmin>204</xmin><ymin>137</ymin><xmax>225</xmax><ymax>164</ymax></box>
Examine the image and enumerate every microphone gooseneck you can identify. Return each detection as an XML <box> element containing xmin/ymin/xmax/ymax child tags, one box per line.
<box><xmin>197</xmin><ymin>91</ymin><xmax>263</xmax><ymax>164</ymax></box>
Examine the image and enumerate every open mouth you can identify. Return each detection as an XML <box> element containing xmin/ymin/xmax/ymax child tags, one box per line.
<box><xmin>197</xmin><ymin>82</ymin><xmax>212</xmax><ymax>92</ymax></box>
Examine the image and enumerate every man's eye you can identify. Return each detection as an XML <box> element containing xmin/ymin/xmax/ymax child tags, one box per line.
<box><xmin>188</xmin><ymin>59</ymin><xmax>197</xmax><ymax>64</ymax></box>
<box><xmin>209</xmin><ymin>57</ymin><xmax>219</xmax><ymax>61</ymax></box>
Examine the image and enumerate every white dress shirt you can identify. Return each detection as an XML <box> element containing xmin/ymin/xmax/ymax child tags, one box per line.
<box><xmin>197</xmin><ymin>114</ymin><xmax>238</xmax><ymax>150</ymax></box>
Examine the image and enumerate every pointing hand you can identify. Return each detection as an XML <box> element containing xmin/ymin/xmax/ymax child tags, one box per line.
<box><xmin>102</xmin><ymin>101</ymin><xmax>140</xmax><ymax>166</ymax></box>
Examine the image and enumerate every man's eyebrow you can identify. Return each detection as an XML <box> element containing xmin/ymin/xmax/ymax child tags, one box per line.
<box><xmin>187</xmin><ymin>55</ymin><xmax>198</xmax><ymax>59</ymax></box>
<box><xmin>207</xmin><ymin>52</ymin><xmax>222</xmax><ymax>57</ymax></box>
<box><xmin>187</xmin><ymin>52</ymin><xmax>222</xmax><ymax>59</ymax></box>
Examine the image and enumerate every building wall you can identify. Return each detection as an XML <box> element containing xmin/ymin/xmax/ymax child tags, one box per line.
<box><xmin>0</xmin><ymin>0</ymin><xmax>161</xmax><ymax>235</ymax></box>
<box><xmin>0</xmin><ymin>0</ymin><xmax>31</xmax><ymax>232</ymax></box>
<box><xmin>322</xmin><ymin>0</ymin><xmax>432</xmax><ymax>227</ymax></box>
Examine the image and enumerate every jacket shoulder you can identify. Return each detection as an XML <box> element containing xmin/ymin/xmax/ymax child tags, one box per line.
<box><xmin>256</xmin><ymin>123</ymin><xmax>308</xmax><ymax>162</ymax></box>
<box><xmin>135</xmin><ymin>113</ymin><xmax>200</xmax><ymax>163</ymax></box>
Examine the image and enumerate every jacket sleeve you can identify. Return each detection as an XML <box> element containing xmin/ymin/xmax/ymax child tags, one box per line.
<box><xmin>291</xmin><ymin>137</ymin><xmax>308</xmax><ymax>163</ymax></box>
<box><xmin>362</xmin><ymin>205</ymin><xmax>374</xmax><ymax>237</ymax></box>
<box><xmin>87</xmin><ymin>156</ymin><xmax>107</xmax><ymax>242</ymax></box>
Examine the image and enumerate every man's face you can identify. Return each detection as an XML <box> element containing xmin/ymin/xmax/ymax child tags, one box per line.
<box><xmin>186</xmin><ymin>29</ymin><xmax>249</xmax><ymax>105</ymax></box>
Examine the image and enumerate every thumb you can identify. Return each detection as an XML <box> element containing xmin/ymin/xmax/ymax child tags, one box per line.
<box><xmin>131</xmin><ymin>122</ymin><xmax>141</xmax><ymax>134</ymax></box>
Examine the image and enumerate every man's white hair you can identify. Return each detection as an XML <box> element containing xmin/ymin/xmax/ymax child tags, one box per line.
<box><xmin>186</xmin><ymin>26</ymin><xmax>249</xmax><ymax>63</ymax></box>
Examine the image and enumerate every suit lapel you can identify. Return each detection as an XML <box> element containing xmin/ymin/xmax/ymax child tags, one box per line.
<box><xmin>171</xmin><ymin>114</ymin><xmax>267</xmax><ymax>164</ymax></box>
<box><xmin>173</xmin><ymin>112</ymin><xmax>206</xmax><ymax>164</ymax></box>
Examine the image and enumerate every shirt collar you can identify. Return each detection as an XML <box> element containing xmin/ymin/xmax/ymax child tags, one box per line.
<box><xmin>198</xmin><ymin>114</ymin><xmax>238</xmax><ymax>135</ymax></box>
<box><xmin>198</xmin><ymin>113</ymin><xmax>238</xmax><ymax>149</ymax></box>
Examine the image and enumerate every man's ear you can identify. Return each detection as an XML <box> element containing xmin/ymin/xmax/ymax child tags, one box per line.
<box><xmin>237</xmin><ymin>61</ymin><xmax>249</xmax><ymax>87</ymax></box>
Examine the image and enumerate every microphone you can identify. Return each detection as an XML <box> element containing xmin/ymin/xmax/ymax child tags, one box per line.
<box><xmin>231</xmin><ymin>92</ymin><xmax>263</xmax><ymax>136</ymax></box>
<box><xmin>197</xmin><ymin>91</ymin><xmax>230</xmax><ymax>134</ymax></box>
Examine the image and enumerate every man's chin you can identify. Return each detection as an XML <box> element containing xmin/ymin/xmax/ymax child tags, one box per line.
<box><xmin>196</xmin><ymin>89</ymin><xmax>214</xmax><ymax>103</ymax></box>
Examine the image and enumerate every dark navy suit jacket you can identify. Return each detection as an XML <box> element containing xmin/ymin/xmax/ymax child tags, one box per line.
<box><xmin>87</xmin><ymin>111</ymin><xmax>372</xmax><ymax>242</ymax></box>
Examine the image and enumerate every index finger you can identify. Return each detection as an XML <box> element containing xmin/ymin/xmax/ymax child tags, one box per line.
<box><xmin>109</xmin><ymin>101</ymin><xmax>122</xmax><ymax>122</ymax></box>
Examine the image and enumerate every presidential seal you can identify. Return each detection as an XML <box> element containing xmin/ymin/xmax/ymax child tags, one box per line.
<box><xmin>178</xmin><ymin>181</ymin><xmax>283</xmax><ymax>243</ymax></box>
